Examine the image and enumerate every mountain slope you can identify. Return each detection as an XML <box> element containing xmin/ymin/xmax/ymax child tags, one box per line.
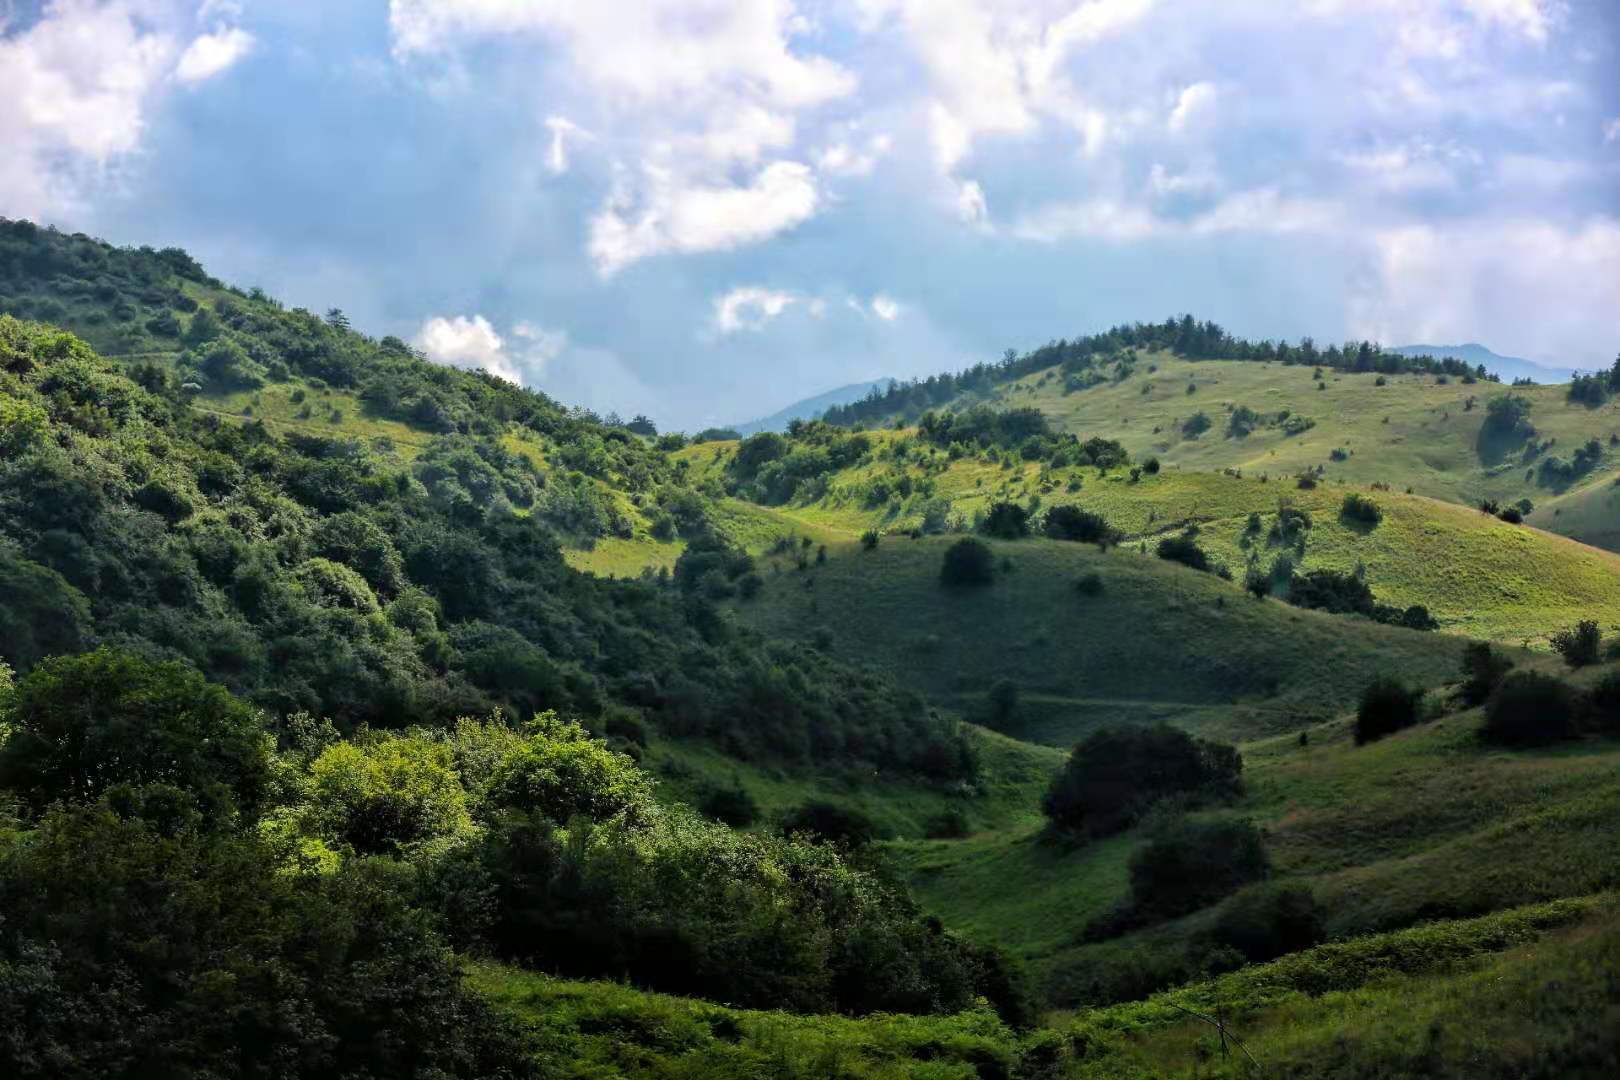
<box><xmin>734</xmin><ymin>376</ymin><xmax>897</xmax><ymax>435</ymax></box>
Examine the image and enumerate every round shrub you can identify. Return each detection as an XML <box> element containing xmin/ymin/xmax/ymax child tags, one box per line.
<box><xmin>1355</xmin><ymin>677</ymin><xmax>1423</xmax><ymax>745</ymax></box>
<box><xmin>1482</xmin><ymin>672</ymin><xmax>1579</xmax><ymax>746</ymax></box>
<box><xmin>940</xmin><ymin>538</ymin><xmax>995</xmax><ymax>587</ymax></box>
<box><xmin>1210</xmin><ymin>883</ymin><xmax>1325</xmax><ymax>962</ymax></box>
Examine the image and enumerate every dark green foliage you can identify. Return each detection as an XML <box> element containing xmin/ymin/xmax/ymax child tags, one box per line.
<box><xmin>1551</xmin><ymin>619</ymin><xmax>1604</xmax><ymax>668</ymax></box>
<box><xmin>0</xmin><ymin>546</ymin><xmax>91</xmax><ymax>671</ymax></box>
<box><xmin>1339</xmin><ymin>492</ymin><xmax>1383</xmax><ymax>527</ymax></box>
<box><xmin>1588</xmin><ymin>673</ymin><xmax>1620</xmax><ymax>736</ymax></box>
<box><xmin>1355</xmin><ymin>677</ymin><xmax>1424</xmax><ymax>744</ymax></box>
<box><xmin>780</xmin><ymin>799</ymin><xmax>882</xmax><ymax>848</ymax></box>
<box><xmin>696</xmin><ymin>779</ymin><xmax>760</xmax><ymax>827</ymax></box>
<box><xmin>939</xmin><ymin>538</ymin><xmax>995</xmax><ymax>587</ymax></box>
<box><xmin>1123</xmin><ymin>818</ymin><xmax>1269</xmax><ymax>922</ymax></box>
<box><xmin>1567</xmin><ymin>372</ymin><xmax>1609</xmax><ymax>407</ymax></box>
<box><xmin>0</xmin><ymin>292</ymin><xmax>970</xmax><ymax>781</ymax></box>
<box><xmin>979</xmin><ymin>500</ymin><xmax>1031</xmax><ymax>539</ymax></box>
<box><xmin>985</xmin><ymin>678</ymin><xmax>1020</xmax><ymax>730</ymax></box>
<box><xmin>1209</xmin><ymin>883</ymin><xmax>1326</xmax><ymax>963</ymax></box>
<box><xmin>1042</xmin><ymin>725</ymin><xmax>1243</xmax><ymax>837</ymax></box>
<box><xmin>1181</xmin><ymin>411</ymin><xmax>1212</xmax><ymax>438</ymax></box>
<box><xmin>0</xmin><ymin>806</ymin><xmax>536</xmax><ymax>1080</ymax></box>
<box><xmin>1483</xmin><ymin>672</ymin><xmax>1580</xmax><ymax>746</ymax></box>
<box><xmin>1484</xmin><ymin>393</ymin><xmax>1534</xmax><ymax>434</ymax></box>
<box><xmin>1286</xmin><ymin>569</ymin><xmax>1438</xmax><ymax>630</ymax></box>
<box><xmin>0</xmin><ymin>648</ymin><xmax>272</xmax><ymax>818</ymax></box>
<box><xmin>860</xmin><ymin>528</ymin><xmax>879</xmax><ymax>550</ymax></box>
<box><xmin>1459</xmin><ymin>641</ymin><xmax>1513</xmax><ymax>705</ymax></box>
<box><xmin>1043</xmin><ymin>504</ymin><xmax>1118</xmax><ymax>546</ymax></box>
<box><xmin>1155</xmin><ymin>532</ymin><xmax>1212</xmax><ymax>573</ymax></box>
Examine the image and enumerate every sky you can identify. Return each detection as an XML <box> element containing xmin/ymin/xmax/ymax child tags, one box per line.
<box><xmin>3</xmin><ymin>0</ymin><xmax>1618</xmax><ymax>429</ymax></box>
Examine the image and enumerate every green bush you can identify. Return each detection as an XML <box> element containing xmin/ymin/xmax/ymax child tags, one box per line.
<box><xmin>979</xmin><ymin>500</ymin><xmax>1031</xmax><ymax>539</ymax></box>
<box><xmin>1355</xmin><ymin>677</ymin><xmax>1424</xmax><ymax>744</ymax></box>
<box><xmin>1340</xmin><ymin>492</ymin><xmax>1383</xmax><ymax>527</ymax></box>
<box><xmin>696</xmin><ymin>779</ymin><xmax>760</xmax><ymax>827</ymax></box>
<box><xmin>940</xmin><ymin>538</ymin><xmax>995</xmax><ymax>586</ymax></box>
<box><xmin>1043</xmin><ymin>505</ymin><xmax>1118</xmax><ymax>546</ymax></box>
<box><xmin>780</xmin><ymin>799</ymin><xmax>882</xmax><ymax>848</ymax></box>
<box><xmin>1043</xmin><ymin>725</ymin><xmax>1242</xmax><ymax>837</ymax></box>
<box><xmin>1127</xmin><ymin>818</ymin><xmax>1270</xmax><ymax>920</ymax></box>
<box><xmin>1210</xmin><ymin>883</ymin><xmax>1326</xmax><ymax>963</ymax></box>
<box><xmin>1551</xmin><ymin>620</ymin><xmax>1604</xmax><ymax>668</ymax></box>
<box><xmin>1483</xmin><ymin>672</ymin><xmax>1579</xmax><ymax>746</ymax></box>
<box><xmin>1459</xmin><ymin>641</ymin><xmax>1513</xmax><ymax>705</ymax></box>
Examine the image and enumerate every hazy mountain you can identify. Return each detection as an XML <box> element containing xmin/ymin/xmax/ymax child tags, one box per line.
<box><xmin>1391</xmin><ymin>343</ymin><xmax>1565</xmax><ymax>384</ymax></box>
<box><xmin>734</xmin><ymin>377</ymin><xmax>897</xmax><ymax>435</ymax></box>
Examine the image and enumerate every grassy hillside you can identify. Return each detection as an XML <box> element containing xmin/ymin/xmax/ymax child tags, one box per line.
<box><xmin>675</xmin><ymin>436</ymin><xmax>1620</xmax><ymax>648</ymax></box>
<box><xmin>728</xmin><ymin>531</ymin><xmax>1466</xmax><ymax>745</ymax></box>
<box><xmin>830</xmin><ymin>351</ymin><xmax>1620</xmax><ymax>550</ymax></box>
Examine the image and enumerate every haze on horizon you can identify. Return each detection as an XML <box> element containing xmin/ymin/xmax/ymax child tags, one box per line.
<box><xmin>3</xmin><ymin>0</ymin><xmax>1617</xmax><ymax>428</ymax></box>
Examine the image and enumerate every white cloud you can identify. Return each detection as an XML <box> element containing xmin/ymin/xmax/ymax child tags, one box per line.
<box><xmin>714</xmin><ymin>286</ymin><xmax>798</xmax><ymax>333</ymax></box>
<box><xmin>870</xmin><ymin>294</ymin><xmax>901</xmax><ymax>321</ymax></box>
<box><xmin>588</xmin><ymin>160</ymin><xmax>819</xmax><ymax>276</ymax></box>
<box><xmin>1148</xmin><ymin>163</ymin><xmax>1217</xmax><ymax>197</ymax></box>
<box><xmin>1015</xmin><ymin>187</ymin><xmax>1338</xmax><ymax>242</ymax></box>
<box><xmin>175</xmin><ymin>26</ymin><xmax>254</xmax><ymax>84</ymax></box>
<box><xmin>0</xmin><ymin>0</ymin><xmax>259</xmax><ymax>218</ymax></box>
<box><xmin>1604</xmin><ymin>118</ymin><xmax>1620</xmax><ymax>144</ymax></box>
<box><xmin>1167</xmin><ymin>81</ymin><xmax>1216</xmax><ymax>135</ymax></box>
<box><xmin>389</xmin><ymin>0</ymin><xmax>853</xmax><ymax>108</ymax></box>
<box><xmin>414</xmin><ymin>313</ymin><xmax>568</xmax><ymax>385</ymax></box>
<box><xmin>817</xmin><ymin>133</ymin><xmax>892</xmax><ymax>177</ymax></box>
<box><xmin>956</xmin><ymin>178</ymin><xmax>989</xmax><ymax>224</ymax></box>
<box><xmin>543</xmin><ymin>116</ymin><xmax>591</xmax><ymax>175</ymax></box>
<box><xmin>856</xmin><ymin>0</ymin><xmax>1151</xmax><ymax>180</ymax></box>
<box><xmin>1349</xmin><ymin>216</ymin><xmax>1620</xmax><ymax>366</ymax></box>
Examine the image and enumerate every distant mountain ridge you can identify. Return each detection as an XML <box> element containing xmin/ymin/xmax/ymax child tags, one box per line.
<box><xmin>1391</xmin><ymin>343</ymin><xmax>1564</xmax><ymax>385</ymax></box>
<box><xmin>734</xmin><ymin>377</ymin><xmax>897</xmax><ymax>435</ymax></box>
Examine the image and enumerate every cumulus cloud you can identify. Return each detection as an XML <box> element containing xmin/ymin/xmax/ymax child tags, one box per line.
<box><xmin>175</xmin><ymin>25</ymin><xmax>253</xmax><ymax>83</ymax></box>
<box><xmin>1349</xmin><ymin>217</ymin><xmax>1620</xmax><ymax>366</ymax></box>
<box><xmin>870</xmin><ymin>295</ymin><xmax>901</xmax><ymax>321</ymax></box>
<box><xmin>1604</xmin><ymin>119</ymin><xmax>1620</xmax><ymax>144</ymax></box>
<box><xmin>1167</xmin><ymin>81</ymin><xmax>1216</xmax><ymax>135</ymax></box>
<box><xmin>413</xmin><ymin>313</ymin><xmax>568</xmax><ymax>385</ymax></box>
<box><xmin>0</xmin><ymin>0</ymin><xmax>255</xmax><ymax>218</ymax></box>
<box><xmin>588</xmin><ymin>160</ymin><xmax>819</xmax><ymax>276</ymax></box>
<box><xmin>714</xmin><ymin>286</ymin><xmax>798</xmax><ymax>333</ymax></box>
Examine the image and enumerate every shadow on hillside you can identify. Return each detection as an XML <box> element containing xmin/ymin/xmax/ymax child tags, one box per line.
<box><xmin>1475</xmin><ymin>422</ymin><xmax>1532</xmax><ymax>467</ymax></box>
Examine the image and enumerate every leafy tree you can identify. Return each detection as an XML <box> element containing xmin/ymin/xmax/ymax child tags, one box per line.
<box><xmin>1043</xmin><ymin>505</ymin><xmax>1118</xmax><ymax>546</ymax></box>
<box><xmin>696</xmin><ymin>779</ymin><xmax>760</xmax><ymax>826</ymax></box>
<box><xmin>780</xmin><ymin>799</ymin><xmax>881</xmax><ymax>848</ymax></box>
<box><xmin>1482</xmin><ymin>672</ymin><xmax>1579</xmax><ymax>746</ymax></box>
<box><xmin>1210</xmin><ymin>883</ymin><xmax>1325</xmax><ymax>962</ymax></box>
<box><xmin>306</xmin><ymin>733</ymin><xmax>473</xmax><ymax>854</ymax></box>
<box><xmin>1156</xmin><ymin>533</ymin><xmax>1212</xmax><ymax>573</ymax></box>
<box><xmin>1459</xmin><ymin>641</ymin><xmax>1513</xmax><ymax>705</ymax></box>
<box><xmin>1551</xmin><ymin>620</ymin><xmax>1603</xmax><ymax>668</ymax></box>
<box><xmin>483</xmin><ymin>714</ymin><xmax>653</xmax><ymax>824</ymax></box>
<box><xmin>1042</xmin><ymin>725</ymin><xmax>1242</xmax><ymax>837</ymax></box>
<box><xmin>985</xmin><ymin>678</ymin><xmax>1020</xmax><ymax>730</ymax></box>
<box><xmin>1355</xmin><ymin>677</ymin><xmax>1424</xmax><ymax>744</ymax></box>
<box><xmin>979</xmin><ymin>500</ymin><xmax>1031</xmax><ymax>539</ymax></box>
<box><xmin>0</xmin><ymin>546</ymin><xmax>91</xmax><ymax>671</ymax></box>
<box><xmin>1339</xmin><ymin>492</ymin><xmax>1383</xmax><ymax>527</ymax></box>
<box><xmin>0</xmin><ymin>648</ymin><xmax>272</xmax><ymax>817</ymax></box>
<box><xmin>939</xmin><ymin>538</ymin><xmax>995</xmax><ymax>586</ymax></box>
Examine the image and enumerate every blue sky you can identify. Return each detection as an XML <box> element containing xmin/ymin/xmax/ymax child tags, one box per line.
<box><xmin>3</xmin><ymin>0</ymin><xmax>1618</xmax><ymax>429</ymax></box>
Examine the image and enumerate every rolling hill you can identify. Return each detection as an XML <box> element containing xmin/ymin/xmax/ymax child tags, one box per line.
<box><xmin>1391</xmin><ymin>341</ymin><xmax>1565</xmax><ymax>384</ymax></box>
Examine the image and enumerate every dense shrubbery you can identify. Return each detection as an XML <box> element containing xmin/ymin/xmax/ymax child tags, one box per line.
<box><xmin>1339</xmin><ymin>492</ymin><xmax>1383</xmax><ymax>527</ymax></box>
<box><xmin>1086</xmin><ymin>818</ymin><xmax>1271</xmax><ymax>939</ymax></box>
<box><xmin>0</xmin><ymin>652</ymin><xmax>1024</xmax><ymax>1068</ymax></box>
<box><xmin>1042</xmin><ymin>725</ymin><xmax>1242</xmax><ymax>837</ymax></box>
<box><xmin>1459</xmin><ymin>641</ymin><xmax>1513</xmax><ymax>705</ymax></box>
<box><xmin>1285</xmin><ymin>568</ymin><xmax>1438</xmax><ymax>630</ymax></box>
<box><xmin>1209</xmin><ymin>883</ymin><xmax>1326</xmax><ymax>963</ymax></box>
<box><xmin>1355</xmin><ymin>677</ymin><xmax>1425</xmax><ymax>744</ymax></box>
<box><xmin>0</xmin><ymin>314</ymin><xmax>972</xmax><ymax>782</ymax></box>
<box><xmin>1482</xmin><ymin>672</ymin><xmax>1580</xmax><ymax>746</ymax></box>
<box><xmin>979</xmin><ymin>500</ymin><xmax>1031</xmax><ymax>538</ymax></box>
<box><xmin>1155</xmin><ymin>532</ymin><xmax>1217</xmax><ymax>574</ymax></box>
<box><xmin>1042</xmin><ymin>505</ymin><xmax>1119</xmax><ymax>547</ymax></box>
<box><xmin>1551</xmin><ymin>620</ymin><xmax>1604</xmax><ymax>668</ymax></box>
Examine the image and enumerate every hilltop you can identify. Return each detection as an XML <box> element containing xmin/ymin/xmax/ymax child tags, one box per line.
<box><xmin>1391</xmin><ymin>341</ymin><xmax>1565</xmax><ymax>385</ymax></box>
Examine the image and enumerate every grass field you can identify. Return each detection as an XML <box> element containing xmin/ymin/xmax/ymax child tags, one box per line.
<box><xmin>730</xmin><ymin>532</ymin><xmax>1468</xmax><ymax>746</ymax></box>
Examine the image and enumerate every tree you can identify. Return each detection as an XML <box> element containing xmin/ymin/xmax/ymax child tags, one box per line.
<box><xmin>1459</xmin><ymin>641</ymin><xmax>1512</xmax><ymax>705</ymax></box>
<box><xmin>307</xmin><ymin>734</ymin><xmax>473</xmax><ymax>854</ymax></box>
<box><xmin>979</xmin><ymin>500</ymin><xmax>1031</xmax><ymax>539</ymax></box>
<box><xmin>1355</xmin><ymin>677</ymin><xmax>1423</xmax><ymax>744</ymax></box>
<box><xmin>1211</xmin><ymin>883</ymin><xmax>1325</xmax><ymax>962</ymax></box>
<box><xmin>1550</xmin><ymin>620</ymin><xmax>1603</xmax><ymax>668</ymax></box>
<box><xmin>1043</xmin><ymin>505</ymin><xmax>1118</xmax><ymax>546</ymax></box>
<box><xmin>940</xmin><ymin>538</ymin><xmax>995</xmax><ymax>586</ymax></box>
<box><xmin>780</xmin><ymin>799</ymin><xmax>881</xmax><ymax>847</ymax></box>
<box><xmin>1482</xmin><ymin>672</ymin><xmax>1579</xmax><ymax>746</ymax></box>
<box><xmin>626</xmin><ymin>414</ymin><xmax>658</xmax><ymax>437</ymax></box>
<box><xmin>1043</xmin><ymin>726</ymin><xmax>1242</xmax><ymax>837</ymax></box>
<box><xmin>0</xmin><ymin>648</ymin><xmax>273</xmax><ymax>817</ymax></box>
<box><xmin>1156</xmin><ymin>533</ymin><xmax>1212</xmax><ymax>572</ymax></box>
